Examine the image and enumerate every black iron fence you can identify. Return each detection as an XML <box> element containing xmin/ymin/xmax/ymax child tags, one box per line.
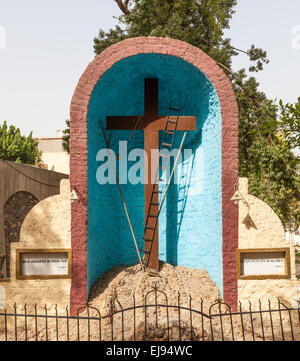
<box><xmin>0</xmin><ymin>283</ymin><xmax>299</xmax><ymax>341</ymax></box>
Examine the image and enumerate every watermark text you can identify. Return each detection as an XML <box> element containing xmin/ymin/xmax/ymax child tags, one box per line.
<box><xmin>95</xmin><ymin>141</ymin><xmax>194</xmax><ymax>185</ymax></box>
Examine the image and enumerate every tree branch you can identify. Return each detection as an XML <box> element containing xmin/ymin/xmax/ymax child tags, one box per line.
<box><xmin>114</xmin><ymin>0</ymin><xmax>131</xmax><ymax>15</ymax></box>
<box><xmin>216</xmin><ymin>61</ymin><xmax>261</xmax><ymax>106</ymax></box>
<box><xmin>202</xmin><ymin>37</ymin><xmax>249</xmax><ymax>55</ymax></box>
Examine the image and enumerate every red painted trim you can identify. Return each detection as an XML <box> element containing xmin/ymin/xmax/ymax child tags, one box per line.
<box><xmin>70</xmin><ymin>37</ymin><xmax>239</xmax><ymax>315</ymax></box>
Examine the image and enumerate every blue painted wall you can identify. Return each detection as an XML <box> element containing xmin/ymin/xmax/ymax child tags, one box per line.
<box><xmin>87</xmin><ymin>53</ymin><xmax>223</xmax><ymax>295</ymax></box>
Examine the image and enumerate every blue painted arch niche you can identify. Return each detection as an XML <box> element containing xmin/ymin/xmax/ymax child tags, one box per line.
<box><xmin>87</xmin><ymin>53</ymin><xmax>223</xmax><ymax>295</ymax></box>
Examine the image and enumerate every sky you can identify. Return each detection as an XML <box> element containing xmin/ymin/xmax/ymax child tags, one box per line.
<box><xmin>0</xmin><ymin>0</ymin><xmax>299</xmax><ymax>137</ymax></box>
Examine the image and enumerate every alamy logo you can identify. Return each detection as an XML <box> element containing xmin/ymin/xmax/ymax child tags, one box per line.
<box><xmin>95</xmin><ymin>141</ymin><xmax>194</xmax><ymax>185</ymax></box>
<box><xmin>0</xmin><ymin>25</ymin><xmax>6</xmax><ymax>50</ymax></box>
<box><xmin>291</xmin><ymin>25</ymin><xmax>300</xmax><ymax>50</ymax></box>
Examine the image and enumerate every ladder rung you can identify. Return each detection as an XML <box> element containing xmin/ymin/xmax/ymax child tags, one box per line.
<box><xmin>148</xmin><ymin>214</ymin><xmax>158</xmax><ymax>218</ymax></box>
<box><xmin>145</xmin><ymin>226</ymin><xmax>155</xmax><ymax>230</ymax></box>
<box><xmin>156</xmin><ymin>178</ymin><xmax>164</xmax><ymax>182</ymax></box>
<box><xmin>139</xmin><ymin>249</ymin><xmax>150</xmax><ymax>254</ymax></box>
<box><xmin>167</xmin><ymin>119</ymin><xmax>177</xmax><ymax>124</ymax></box>
<box><xmin>153</xmin><ymin>190</ymin><xmax>162</xmax><ymax>194</ymax></box>
<box><xmin>150</xmin><ymin>202</ymin><xmax>159</xmax><ymax>206</ymax></box>
<box><xmin>169</xmin><ymin>107</ymin><xmax>179</xmax><ymax>111</ymax></box>
<box><xmin>162</xmin><ymin>142</ymin><xmax>172</xmax><ymax>147</ymax></box>
<box><xmin>165</xmin><ymin>130</ymin><xmax>174</xmax><ymax>135</ymax></box>
<box><xmin>143</xmin><ymin>237</ymin><xmax>153</xmax><ymax>242</ymax></box>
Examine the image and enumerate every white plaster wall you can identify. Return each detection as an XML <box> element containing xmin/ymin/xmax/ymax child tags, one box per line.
<box><xmin>37</xmin><ymin>138</ymin><xmax>70</xmax><ymax>174</ymax></box>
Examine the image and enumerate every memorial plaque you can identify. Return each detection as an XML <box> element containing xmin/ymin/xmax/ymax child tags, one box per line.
<box><xmin>237</xmin><ymin>248</ymin><xmax>291</xmax><ymax>280</ymax></box>
<box><xmin>16</xmin><ymin>249</ymin><xmax>71</xmax><ymax>280</ymax></box>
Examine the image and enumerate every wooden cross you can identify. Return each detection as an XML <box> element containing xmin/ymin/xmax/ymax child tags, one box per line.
<box><xmin>107</xmin><ymin>79</ymin><xmax>196</xmax><ymax>272</ymax></box>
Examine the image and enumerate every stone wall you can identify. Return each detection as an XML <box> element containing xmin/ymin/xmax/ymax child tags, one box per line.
<box><xmin>0</xmin><ymin>159</ymin><xmax>68</xmax><ymax>279</ymax></box>
<box><xmin>1</xmin><ymin>175</ymin><xmax>298</xmax><ymax>314</ymax></box>
<box><xmin>237</xmin><ymin>178</ymin><xmax>299</xmax><ymax>307</ymax></box>
<box><xmin>0</xmin><ymin>179</ymin><xmax>71</xmax><ymax>312</ymax></box>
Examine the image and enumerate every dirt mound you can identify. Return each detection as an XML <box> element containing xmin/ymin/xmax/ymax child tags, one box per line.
<box><xmin>88</xmin><ymin>261</ymin><xmax>220</xmax><ymax>316</ymax></box>
<box><xmin>86</xmin><ymin>261</ymin><xmax>221</xmax><ymax>340</ymax></box>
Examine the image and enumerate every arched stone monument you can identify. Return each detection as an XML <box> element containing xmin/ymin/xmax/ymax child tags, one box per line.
<box><xmin>70</xmin><ymin>37</ymin><xmax>239</xmax><ymax>313</ymax></box>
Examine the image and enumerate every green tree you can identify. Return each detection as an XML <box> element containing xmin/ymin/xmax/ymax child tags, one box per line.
<box><xmin>91</xmin><ymin>0</ymin><xmax>299</xmax><ymax>230</ymax></box>
<box><xmin>95</xmin><ymin>0</ymin><xmax>268</xmax><ymax>73</ymax></box>
<box><xmin>0</xmin><ymin>121</ymin><xmax>42</xmax><ymax>165</ymax></box>
<box><xmin>246</xmin><ymin>135</ymin><xmax>299</xmax><ymax>229</ymax></box>
<box><xmin>277</xmin><ymin>98</ymin><xmax>300</xmax><ymax>149</ymax></box>
<box><xmin>62</xmin><ymin>119</ymin><xmax>70</xmax><ymax>154</ymax></box>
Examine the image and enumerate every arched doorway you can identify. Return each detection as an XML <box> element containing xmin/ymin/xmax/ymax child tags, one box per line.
<box><xmin>4</xmin><ymin>191</ymin><xmax>39</xmax><ymax>277</ymax></box>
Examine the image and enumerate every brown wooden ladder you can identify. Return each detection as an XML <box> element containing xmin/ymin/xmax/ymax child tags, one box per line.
<box><xmin>140</xmin><ymin>108</ymin><xmax>181</xmax><ymax>269</ymax></box>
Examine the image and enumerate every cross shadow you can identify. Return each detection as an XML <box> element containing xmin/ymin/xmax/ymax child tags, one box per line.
<box><xmin>165</xmin><ymin>131</ymin><xmax>201</xmax><ymax>265</ymax></box>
